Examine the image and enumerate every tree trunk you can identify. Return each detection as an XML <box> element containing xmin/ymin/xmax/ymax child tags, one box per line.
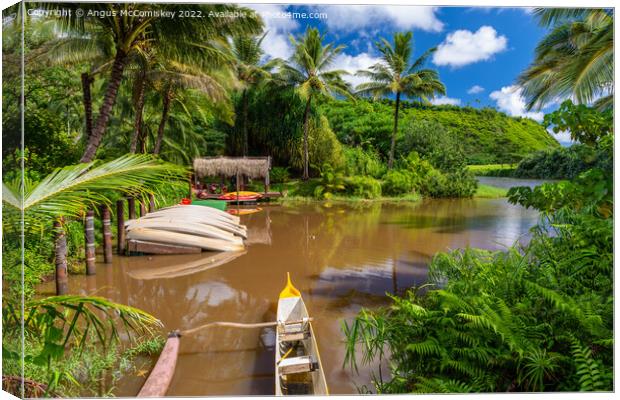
<box><xmin>81</xmin><ymin>72</ymin><xmax>93</xmax><ymax>140</ymax></box>
<box><xmin>153</xmin><ymin>87</ymin><xmax>172</xmax><ymax>155</ymax></box>
<box><xmin>84</xmin><ymin>210</ymin><xmax>96</xmax><ymax>275</ymax></box>
<box><xmin>101</xmin><ymin>205</ymin><xmax>113</xmax><ymax>264</ymax></box>
<box><xmin>302</xmin><ymin>96</ymin><xmax>312</xmax><ymax>181</ymax></box>
<box><xmin>54</xmin><ymin>219</ymin><xmax>68</xmax><ymax>295</ymax></box>
<box><xmin>242</xmin><ymin>89</ymin><xmax>249</xmax><ymax>156</ymax></box>
<box><xmin>80</xmin><ymin>49</ymin><xmax>128</xmax><ymax>163</ymax></box>
<box><xmin>129</xmin><ymin>73</ymin><xmax>146</xmax><ymax>153</ymax></box>
<box><xmin>388</xmin><ymin>92</ymin><xmax>401</xmax><ymax>170</ymax></box>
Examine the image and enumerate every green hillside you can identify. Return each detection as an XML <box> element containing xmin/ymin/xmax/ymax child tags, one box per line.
<box><xmin>320</xmin><ymin>99</ymin><xmax>559</xmax><ymax>164</ymax></box>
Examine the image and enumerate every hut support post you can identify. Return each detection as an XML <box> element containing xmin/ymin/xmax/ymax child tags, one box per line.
<box><xmin>101</xmin><ymin>205</ymin><xmax>113</xmax><ymax>264</ymax></box>
<box><xmin>128</xmin><ymin>197</ymin><xmax>136</xmax><ymax>220</ymax></box>
<box><xmin>85</xmin><ymin>210</ymin><xmax>96</xmax><ymax>275</ymax></box>
<box><xmin>188</xmin><ymin>174</ymin><xmax>193</xmax><ymax>199</ymax></box>
<box><xmin>116</xmin><ymin>200</ymin><xmax>125</xmax><ymax>255</ymax></box>
<box><xmin>236</xmin><ymin>172</ymin><xmax>240</xmax><ymax>203</ymax></box>
<box><xmin>54</xmin><ymin>219</ymin><xmax>68</xmax><ymax>295</ymax></box>
<box><xmin>139</xmin><ymin>202</ymin><xmax>147</xmax><ymax>217</ymax></box>
<box><xmin>149</xmin><ymin>194</ymin><xmax>156</xmax><ymax>212</ymax></box>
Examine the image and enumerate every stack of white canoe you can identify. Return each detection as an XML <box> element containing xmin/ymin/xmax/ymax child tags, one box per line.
<box><xmin>125</xmin><ymin>205</ymin><xmax>246</xmax><ymax>253</ymax></box>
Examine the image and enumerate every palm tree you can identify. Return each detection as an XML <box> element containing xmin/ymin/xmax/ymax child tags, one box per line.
<box><xmin>150</xmin><ymin>60</ymin><xmax>235</xmax><ymax>155</ymax></box>
<box><xmin>51</xmin><ymin>3</ymin><xmax>262</xmax><ymax>162</ymax></box>
<box><xmin>518</xmin><ymin>9</ymin><xmax>613</xmax><ymax>111</ymax></box>
<box><xmin>281</xmin><ymin>27</ymin><xmax>353</xmax><ymax>180</ymax></box>
<box><xmin>356</xmin><ymin>32</ymin><xmax>446</xmax><ymax>169</ymax></box>
<box><xmin>231</xmin><ymin>32</ymin><xmax>280</xmax><ymax>156</ymax></box>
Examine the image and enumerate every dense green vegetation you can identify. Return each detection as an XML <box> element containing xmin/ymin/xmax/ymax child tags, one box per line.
<box><xmin>344</xmin><ymin>125</ymin><xmax>613</xmax><ymax>395</ymax></box>
<box><xmin>320</xmin><ymin>98</ymin><xmax>559</xmax><ymax>165</ymax></box>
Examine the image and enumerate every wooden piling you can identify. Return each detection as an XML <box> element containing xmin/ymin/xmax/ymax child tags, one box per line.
<box><xmin>84</xmin><ymin>210</ymin><xmax>96</xmax><ymax>275</ymax></box>
<box><xmin>101</xmin><ymin>205</ymin><xmax>113</xmax><ymax>264</ymax></box>
<box><xmin>128</xmin><ymin>197</ymin><xmax>136</xmax><ymax>220</ymax></box>
<box><xmin>139</xmin><ymin>202</ymin><xmax>147</xmax><ymax>217</ymax></box>
<box><xmin>149</xmin><ymin>194</ymin><xmax>156</xmax><ymax>212</ymax></box>
<box><xmin>116</xmin><ymin>200</ymin><xmax>125</xmax><ymax>255</ymax></box>
<box><xmin>54</xmin><ymin>219</ymin><xmax>68</xmax><ymax>295</ymax></box>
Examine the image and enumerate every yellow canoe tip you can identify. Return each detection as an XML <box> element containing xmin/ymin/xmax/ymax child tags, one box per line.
<box><xmin>279</xmin><ymin>272</ymin><xmax>301</xmax><ymax>298</ymax></box>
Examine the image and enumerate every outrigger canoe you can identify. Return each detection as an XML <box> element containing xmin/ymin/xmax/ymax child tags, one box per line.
<box><xmin>218</xmin><ymin>191</ymin><xmax>263</xmax><ymax>201</ymax></box>
<box><xmin>275</xmin><ymin>274</ymin><xmax>328</xmax><ymax>396</ymax></box>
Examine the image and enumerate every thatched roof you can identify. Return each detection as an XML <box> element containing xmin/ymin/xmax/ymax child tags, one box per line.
<box><xmin>193</xmin><ymin>156</ymin><xmax>271</xmax><ymax>179</ymax></box>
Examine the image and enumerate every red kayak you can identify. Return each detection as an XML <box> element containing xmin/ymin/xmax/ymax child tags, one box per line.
<box><xmin>218</xmin><ymin>191</ymin><xmax>262</xmax><ymax>201</ymax></box>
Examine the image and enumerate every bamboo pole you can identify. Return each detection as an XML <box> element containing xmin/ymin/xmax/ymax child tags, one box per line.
<box><xmin>101</xmin><ymin>205</ymin><xmax>113</xmax><ymax>264</ymax></box>
<box><xmin>128</xmin><ymin>197</ymin><xmax>136</xmax><ymax>220</ymax></box>
<box><xmin>84</xmin><ymin>210</ymin><xmax>96</xmax><ymax>275</ymax></box>
<box><xmin>54</xmin><ymin>218</ymin><xmax>68</xmax><ymax>295</ymax></box>
<box><xmin>116</xmin><ymin>200</ymin><xmax>125</xmax><ymax>255</ymax></box>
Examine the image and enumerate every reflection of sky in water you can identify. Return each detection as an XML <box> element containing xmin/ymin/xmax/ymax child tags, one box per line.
<box><xmin>185</xmin><ymin>281</ymin><xmax>237</xmax><ymax>307</ymax></box>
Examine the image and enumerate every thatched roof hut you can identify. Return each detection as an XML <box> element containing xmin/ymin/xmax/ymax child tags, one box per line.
<box><xmin>193</xmin><ymin>156</ymin><xmax>271</xmax><ymax>180</ymax></box>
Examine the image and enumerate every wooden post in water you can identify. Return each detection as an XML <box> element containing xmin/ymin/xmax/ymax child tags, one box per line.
<box><xmin>149</xmin><ymin>194</ymin><xmax>156</xmax><ymax>212</ymax></box>
<box><xmin>101</xmin><ymin>205</ymin><xmax>113</xmax><ymax>264</ymax></box>
<box><xmin>128</xmin><ymin>197</ymin><xmax>136</xmax><ymax>220</ymax></box>
<box><xmin>116</xmin><ymin>200</ymin><xmax>125</xmax><ymax>255</ymax></box>
<box><xmin>139</xmin><ymin>202</ymin><xmax>147</xmax><ymax>217</ymax></box>
<box><xmin>84</xmin><ymin>210</ymin><xmax>96</xmax><ymax>275</ymax></box>
<box><xmin>54</xmin><ymin>218</ymin><xmax>68</xmax><ymax>295</ymax></box>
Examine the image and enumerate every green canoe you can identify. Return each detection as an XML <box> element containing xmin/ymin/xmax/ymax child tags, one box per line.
<box><xmin>191</xmin><ymin>199</ymin><xmax>227</xmax><ymax>211</ymax></box>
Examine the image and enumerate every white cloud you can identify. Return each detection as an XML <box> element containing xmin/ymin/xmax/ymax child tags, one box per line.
<box><xmin>317</xmin><ymin>5</ymin><xmax>443</xmax><ymax>33</ymax></box>
<box><xmin>549</xmin><ymin>128</ymin><xmax>574</xmax><ymax>146</ymax></box>
<box><xmin>432</xmin><ymin>26</ymin><xmax>508</xmax><ymax>68</ymax></box>
<box><xmin>243</xmin><ymin>4</ymin><xmax>298</xmax><ymax>59</ymax></box>
<box><xmin>331</xmin><ymin>52</ymin><xmax>382</xmax><ymax>87</ymax></box>
<box><xmin>467</xmin><ymin>85</ymin><xmax>485</xmax><ymax>94</ymax></box>
<box><xmin>489</xmin><ymin>85</ymin><xmax>544</xmax><ymax>121</ymax></box>
<box><xmin>430</xmin><ymin>96</ymin><xmax>461</xmax><ymax>106</ymax></box>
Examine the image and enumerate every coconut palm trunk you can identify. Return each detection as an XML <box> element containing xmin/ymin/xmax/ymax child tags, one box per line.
<box><xmin>153</xmin><ymin>87</ymin><xmax>172</xmax><ymax>155</ymax></box>
<box><xmin>302</xmin><ymin>96</ymin><xmax>312</xmax><ymax>180</ymax></box>
<box><xmin>388</xmin><ymin>91</ymin><xmax>401</xmax><ymax>169</ymax></box>
<box><xmin>242</xmin><ymin>89</ymin><xmax>249</xmax><ymax>156</ymax></box>
<box><xmin>81</xmin><ymin>72</ymin><xmax>94</xmax><ymax>140</ymax></box>
<box><xmin>80</xmin><ymin>50</ymin><xmax>128</xmax><ymax>163</ymax></box>
<box><xmin>130</xmin><ymin>74</ymin><xmax>147</xmax><ymax>153</ymax></box>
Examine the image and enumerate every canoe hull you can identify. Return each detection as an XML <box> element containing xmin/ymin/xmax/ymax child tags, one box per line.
<box><xmin>275</xmin><ymin>295</ymin><xmax>328</xmax><ymax>395</ymax></box>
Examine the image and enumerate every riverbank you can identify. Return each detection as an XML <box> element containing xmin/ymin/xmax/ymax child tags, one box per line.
<box><xmin>269</xmin><ymin>178</ymin><xmax>508</xmax><ymax>204</ymax></box>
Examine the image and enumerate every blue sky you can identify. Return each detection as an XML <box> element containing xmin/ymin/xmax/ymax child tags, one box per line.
<box><xmin>244</xmin><ymin>4</ymin><xmax>573</xmax><ymax>144</ymax></box>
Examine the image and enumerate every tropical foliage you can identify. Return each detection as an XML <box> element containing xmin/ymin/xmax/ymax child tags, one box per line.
<box><xmin>519</xmin><ymin>9</ymin><xmax>613</xmax><ymax>111</ymax></box>
<box><xmin>344</xmin><ymin>153</ymin><xmax>613</xmax><ymax>393</ymax></box>
<box><xmin>281</xmin><ymin>27</ymin><xmax>353</xmax><ymax>179</ymax></box>
<box><xmin>355</xmin><ymin>32</ymin><xmax>446</xmax><ymax>168</ymax></box>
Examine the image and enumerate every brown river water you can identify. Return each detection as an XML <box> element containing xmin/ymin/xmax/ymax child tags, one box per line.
<box><xmin>38</xmin><ymin>198</ymin><xmax>539</xmax><ymax>396</ymax></box>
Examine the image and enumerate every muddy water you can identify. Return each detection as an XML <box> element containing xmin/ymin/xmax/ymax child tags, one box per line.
<box><xmin>39</xmin><ymin>199</ymin><xmax>539</xmax><ymax>396</ymax></box>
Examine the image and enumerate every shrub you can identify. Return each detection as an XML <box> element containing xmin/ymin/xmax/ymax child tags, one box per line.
<box><xmin>397</xmin><ymin>119</ymin><xmax>466</xmax><ymax>172</ymax></box>
<box><xmin>345</xmin><ymin>176</ymin><xmax>382</xmax><ymax>199</ymax></box>
<box><xmin>270</xmin><ymin>166</ymin><xmax>290</xmax><ymax>183</ymax></box>
<box><xmin>292</xmin><ymin>116</ymin><xmax>344</xmax><ymax>175</ymax></box>
<box><xmin>313</xmin><ymin>163</ymin><xmax>346</xmax><ymax>200</ymax></box>
<box><xmin>382</xmin><ymin>170</ymin><xmax>415</xmax><ymax>196</ymax></box>
<box><xmin>425</xmin><ymin>168</ymin><xmax>478</xmax><ymax>198</ymax></box>
<box><xmin>514</xmin><ymin>145</ymin><xmax>601</xmax><ymax>180</ymax></box>
<box><xmin>342</xmin><ymin>146</ymin><xmax>386</xmax><ymax>178</ymax></box>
